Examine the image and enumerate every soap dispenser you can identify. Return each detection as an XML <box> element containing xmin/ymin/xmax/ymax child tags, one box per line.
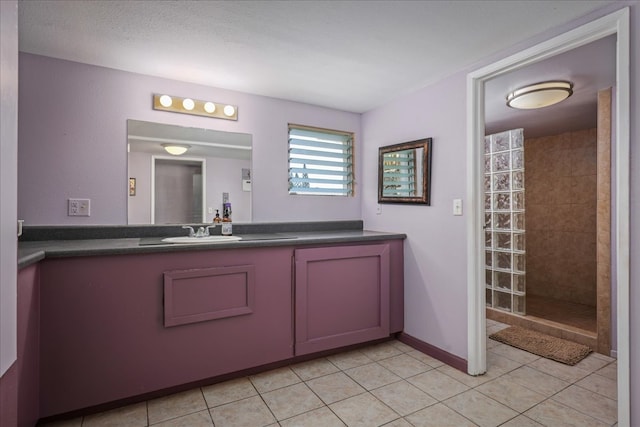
<box><xmin>213</xmin><ymin>209</ymin><xmax>221</xmax><ymax>224</ymax></box>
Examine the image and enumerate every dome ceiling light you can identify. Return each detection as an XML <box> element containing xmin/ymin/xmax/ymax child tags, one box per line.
<box><xmin>162</xmin><ymin>144</ymin><xmax>191</xmax><ymax>155</ymax></box>
<box><xmin>506</xmin><ymin>81</ymin><xmax>573</xmax><ymax>109</ymax></box>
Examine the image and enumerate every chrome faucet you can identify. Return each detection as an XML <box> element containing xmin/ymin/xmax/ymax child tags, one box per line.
<box><xmin>182</xmin><ymin>225</ymin><xmax>218</xmax><ymax>238</ymax></box>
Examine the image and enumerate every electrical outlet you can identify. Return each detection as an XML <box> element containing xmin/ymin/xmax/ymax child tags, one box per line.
<box><xmin>68</xmin><ymin>198</ymin><xmax>91</xmax><ymax>216</ymax></box>
<box><xmin>208</xmin><ymin>207</ymin><xmax>213</xmax><ymax>214</ymax></box>
<box><xmin>376</xmin><ymin>205</ymin><xmax>382</xmax><ymax>215</ymax></box>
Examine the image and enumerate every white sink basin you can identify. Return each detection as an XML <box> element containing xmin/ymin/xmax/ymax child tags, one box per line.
<box><xmin>161</xmin><ymin>236</ymin><xmax>242</xmax><ymax>244</ymax></box>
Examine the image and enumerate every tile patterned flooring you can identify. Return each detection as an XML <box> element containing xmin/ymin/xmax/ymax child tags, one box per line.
<box><xmin>42</xmin><ymin>320</ymin><xmax>617</xmax><ymax>427</ymax></box>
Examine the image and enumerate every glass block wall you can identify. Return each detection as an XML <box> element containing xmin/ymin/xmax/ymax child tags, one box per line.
<box><xmin>484</xmin><ymin>129</ymin><xmax>526</xmax><ymax>315</ymax></box>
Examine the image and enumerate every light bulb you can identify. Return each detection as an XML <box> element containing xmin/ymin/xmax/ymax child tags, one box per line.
<box><xmin>182</xmin><ymin>98</ymin><xmax>195</xmax><ymax>111</ymax></box>
<box><xmin>223</xmin><ymin>105</ymin><xmax>236</xmax><ymax>117</ymax></box>
<box><xmin>159</xmin><ymin>95</ymin><xmax>173</xmax><ymax>107</ymax></box>
<box><xmin>204</xmin><ymin>102</ymin><xmax>216</xmax><ymax>113</ymax></box>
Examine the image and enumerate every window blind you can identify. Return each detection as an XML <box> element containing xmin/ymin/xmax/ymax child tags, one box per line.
<box><xmin>288</xmin><ymin>125</ymin><xmax>353</xmax><ymax>196</ymax></box>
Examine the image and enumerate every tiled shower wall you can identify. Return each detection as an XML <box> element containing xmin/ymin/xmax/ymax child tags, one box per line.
<box><xmin>524</xmin><ymin>128</ymin><xmax>597</xmax><ymax>307</ymax></box>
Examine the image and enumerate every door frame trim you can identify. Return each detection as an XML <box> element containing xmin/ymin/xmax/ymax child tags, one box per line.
<box><xmin>465</xmin><ymin>7</ymin><xmax>630</xmax><ymax>424</ymax></box>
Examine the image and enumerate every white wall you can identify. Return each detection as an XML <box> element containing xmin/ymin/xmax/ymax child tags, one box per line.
<box><xmin>0</xmin><ymin>0</ymin><xmax>18</xmax><ymax>376</ymax></box>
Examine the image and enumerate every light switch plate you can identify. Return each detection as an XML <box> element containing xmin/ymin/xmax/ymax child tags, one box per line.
<box><xmin>453</xmin><ymin>199</ymin><xmax>463</xmax><ymax>216</ymax></box>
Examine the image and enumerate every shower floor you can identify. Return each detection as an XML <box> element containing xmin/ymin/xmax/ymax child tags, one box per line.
<box><xmin>487</xmin><ymin>295</ymin><xmax>598</xmax><ymax>351</ymax></box>
<box><xmin>526</xmin><ymin>294</ymin><xmax>597</xmax><ymax>333</ymax></box>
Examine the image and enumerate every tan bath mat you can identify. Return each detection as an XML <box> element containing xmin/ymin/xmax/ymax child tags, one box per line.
<box><xmin>489</xmin><ymin>326</ymin><xmax>592</xmax><ymax>366</ymax></box>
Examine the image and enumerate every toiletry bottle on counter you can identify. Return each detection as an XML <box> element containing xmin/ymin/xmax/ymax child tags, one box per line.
<box><xmin>213</xmin><ymin>210</ymin><xmax>221</xmax><ymax>224</ymax></box>
<box><xmin>221</xmin><ymin>219</ymin><xmax>232</xmax><ymax>236</ymax></box>
<box><xmin>221</xmin><ymin>206</ymin><xmax>232</xmax><ymax>236</ymax></box>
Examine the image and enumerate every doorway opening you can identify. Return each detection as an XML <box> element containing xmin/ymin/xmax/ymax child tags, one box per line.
<box><xmin>466</xmin><ymin>8</ymin><xmax>630</xmax><ymax>425</ymax></box>
<box><xmin>152</xmin><ymin>157</ymin><xmax>206</xmax><ymax>224</ymax></box>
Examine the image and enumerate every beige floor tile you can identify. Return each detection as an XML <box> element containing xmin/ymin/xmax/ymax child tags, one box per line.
<box><xmin>506</xmin><ymin>365</ymin><xmax>570</xmax><ymax>396</ymax></box>
<box><xmin>201</xmin><ymin>377</ymin><xmax>258</xmax><ymax>408</ymax></box>
<box><xmin>210</xmin><ymin>395</ymin><xmax>276</xmax><ymax>427</ymax></box>
<box><xmin>475</xmin><ymin>377</ymin><xmax>546</xmax><ymax>412</ymax></box>
<box><xmin>327</xmin><ymin>350</ymin><xmax>373</xmax><ymax>370</ymax></box>
<box><xmin>574</xmin><ymin>353</ymin><xmax>614</xmax><ymax>373</ymax></box>
<box><xmin>528</xmin><ymin>358</ymin><xmax>591</xmax><ymax>383</ymax></box>
<box><xmin>360</xmin><ymin>341</ymin><xmax>404</xmax><ymax>361</ymax></box>
<box><xmin>499</xmin><ymin>415</ymin><xmax>543</xmax><ymax>427</ymax></box>
<box><xmin>436</xmin><ymin>364</ymin><xmax>495</xmax><ymax>388</ymax></box>
<box><xmin>443</xmin><ymin>389</ymin><xmax>517</xmax><ymax>427</ymax></box>
<box><xmin>329</xmin><ymin>393</ymin><xmax>398</xmax><ymax>427</ymax></box>
<box><xmin>552</xmin><ymin>384</ymin><xmax>617</xmax><ymax>425</ymax></box>
<box><xmin>405</xmin><ymin>403</ymin><xmax>477</xmax><ymax>427</ymax></box>
<box><xmin>488</xmin><ymin>343</ymin><xmax>541</xmax><ymax>364</ymax></box>
<box><xmin>378</xmin><ymin>354</ymin><xmax>432</xmax><ymax>378</ymax></box>
<box><xmin>291</xmin><ymin>357</ymin><xmax>340</xmax><ymax>381</ymax></box>
<box><xmin>389</xmin><ymin>340</ymin><xmax>414</xmax><ymax>353</ymax></box>
<box><xmin>382</xmin><ymin>418</ymin><xmax>413</xmax><ymax>427</ymax></box>
<box><xmin>525</xmin><ymin>399</ymin><xmax>609</xmax><ymax>427</ymax></box>
<box><xmin>485</xmin><ymin>351</ymin><xmax>522</xmax><ymax>375</ymax></box>
<box><xmin>487</xmin><ymin>323</ymin><xmax>509</xmax><ymax>335</ymax></box>
<box><xmin>407</xmin><ymin>369</ymin><xmax>469</xmax><ymax>401</ymax></box>
<box><xmin>577</xmin><ymin>372</ymin><xmax>617</xmax><ymax>399</ymax></box>
<box><xmin>345</xmin><ymin>362</ymin><xmax>401</xmax><ymax>390</ymax></box>
<box><xmin>486</xmin><ymin>337</ymin><xmax>501</xmax><ymax>349</ymax></box>
<box><xmin>250</xmin><ymin>367</ymin><xmax>301</xmax><ymax>393</ymax></box>
<box><xmin>83</xmin><ymin>402</ymin><xmax>148</xmax><ymax>427</ymax></box>
<box><xmin>405</xmin><ymin>350</ymin><xmax>444</xmax><ymax>368</ymax></box>
<box><xmin>371</xmin><ymin>380</ymin><xmax>436</xmax><ymax>416</ymax></box>
<box><xmin>150</xmin><ymin>410</ymin><xmax>213</xmax><ymax>427</ymax></box>
<box><xmin>590</xmin><ymin>352</ymin><xmax>616</xmax><ymax>363</ymax></box>
<box><xmin>595</xmin><ymin>361</ymin><xmax>617</xmax><ymax>380</ymax></box>
<box><xmin>147</xmin><ymin>388</ymin><xmax>207</xmax><ymax>425</ymax></box>
<box><xmin>279</xmin><ymin>406</ymin><xmax>346</xmax><ymax>427</ymax></box>
<box><xmin>262</xmin><ymin>382</ymin><xmax>324</xmax><ymax>420</ymax></box>
<box><xmin>305</xmin><ymin>372</ymin><xmax>366</xmax><ymax>404</ymax></box>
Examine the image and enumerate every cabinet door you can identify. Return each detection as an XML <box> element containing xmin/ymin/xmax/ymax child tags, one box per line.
<box><xmin>295</xmin><ymin>244</ymin><xmax>390</xmax><ymax>355</ymax></box>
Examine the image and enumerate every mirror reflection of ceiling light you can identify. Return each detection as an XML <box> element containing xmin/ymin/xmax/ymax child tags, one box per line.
<box><xmin>506</xmin><ymin>81</ymin><xmax>573</xmax><ymax>109</ymax></box>
<box><xmin>152</xmin><ymin>94</ymin><xmax>238</xmax><ymax>121</ymax></box>
<box><xmin>162</xmin><ymin>144</ymin><xmax>191</xmax><ymax>155</ymax></box>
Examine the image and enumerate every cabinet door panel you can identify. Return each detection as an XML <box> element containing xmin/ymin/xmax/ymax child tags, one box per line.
<box><xmin>295</xmin><ymin>244</ymin><xmax>390</xmax><ymax>355</ymax></box>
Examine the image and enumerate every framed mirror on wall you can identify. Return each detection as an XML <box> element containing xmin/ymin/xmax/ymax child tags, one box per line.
<box><xmin>378</xmin><ymin>138</ymin><xmax>432</xmax><ymax>205</ymax></box>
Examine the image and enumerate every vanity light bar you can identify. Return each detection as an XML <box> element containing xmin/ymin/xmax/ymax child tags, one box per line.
<box><xmin>152</xmin><ymin>94</ymin><xmax>238</xmax><ymax>121</ymax></box>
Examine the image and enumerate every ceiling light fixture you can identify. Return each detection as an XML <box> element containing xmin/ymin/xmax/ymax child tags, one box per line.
<box><xmin>182</xmin><ymin>98</ymin><xmax>195</xmax><ymax>110</ymax></box>
<box><xmin>506</xmin><ymin>81</ymin><xmax>573</xmax><ymax>109</ymax></box>
<box><xmin>162</xmin><ymin>143</ymin><xmax>191</xmax><ymax>155</ymax></box>
<box><xmin>153</xmin><ymin>94</ymin><xmax>238</xmax><ymax>121</ymax></box>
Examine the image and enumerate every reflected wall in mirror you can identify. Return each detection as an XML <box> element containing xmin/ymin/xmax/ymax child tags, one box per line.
<box><xmin>127</xmin><ymin>120</ymin><xmax>253</xmax><ymax>224</ymax></box>
<box><xmin>378</xmin><ymin>138</ymin><xmax>432</xmax><ymax>205</ymax></box>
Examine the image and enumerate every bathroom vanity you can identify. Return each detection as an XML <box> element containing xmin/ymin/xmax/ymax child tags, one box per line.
<box><xmin>17</xmin><ymin>222</ymin><xmax>405</xmax><ymax>420</ymax></box>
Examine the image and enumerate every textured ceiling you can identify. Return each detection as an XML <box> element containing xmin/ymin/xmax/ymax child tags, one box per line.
<box><xmin>18</xmin><ymin>0</ymin><xmax>614</xmax><ymax>115</ymax></box>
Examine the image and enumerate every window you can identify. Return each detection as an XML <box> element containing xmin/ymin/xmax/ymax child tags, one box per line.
<box><xmin>288</xmin><ymin>124</ymin><xmax>354</xmax><ymax>196</ymax></box>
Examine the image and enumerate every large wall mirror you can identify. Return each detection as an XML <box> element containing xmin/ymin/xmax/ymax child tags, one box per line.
<box><xmin>378</xmin><ymin>138</ymin><xmax>432</xmax><ymax>205</ymax></box>
<box><xmin>127</xmin><ymin>120</ymin><xmax>252</xmax><ymax>224</ymax></box>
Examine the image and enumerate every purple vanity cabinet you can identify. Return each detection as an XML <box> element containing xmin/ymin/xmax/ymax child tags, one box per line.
<box><xmin>38</xmin><ymin>247</ymin><xmax>294</xmax><ymax>418</ymax></box>
<box><xmin>294</xmin><ymin>242</ymin><xmax>400</xmax><ymax>355</ymax></box>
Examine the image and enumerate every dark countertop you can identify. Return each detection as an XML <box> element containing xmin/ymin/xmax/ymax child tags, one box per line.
<box><xmin>18</xmin><ymin>229</ymin><xmax>406</xmax><ymax>269</ymax></box>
